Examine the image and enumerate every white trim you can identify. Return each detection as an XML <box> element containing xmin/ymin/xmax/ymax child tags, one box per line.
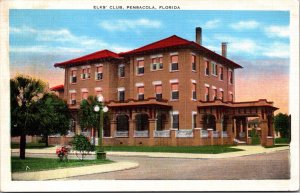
<box><xmin>212</xmin><ymin>86</ymin><xmax>217</xmax><ymax>89</ymax></box>
<box><xmin>205</xmin><ymin>83</ymin><xmax>210</xmax><ymax>87</ymax></box>
<box><xmin>219</xmin><ymin>88</ymin><xmax>224</xmax><ymax>91</ymax></box>
<box><xmin>135</xmin><ymin>82</ymin><xmax>144</xmax><ymax>87</ymax></box>
<box><xmin>229</xmin><ymin>91</ymin><xmax>233</xmax><ymax>94</ymax></box>
<box><xmin>169</xmin><ymin>52</ymin><xmax>178</xmax><ymax>56</ymax></box>
<box><xmin>150</xmin><ymin>54</ymin><xmax>163</xmax><ymax>58</ymax></box>
<box><xmin>94</xmin><ymin>87</ymin><xmax>102</xmax><ymax>91</ymax></box>
<box><xmin>95</xmin><ymin>63</ymin><xmax>104</xmax><ymax>67</ymax></box>
<box><xmin>191</xmin><ymin>79</ymin><xmax>196</xmax><ymax>83</ymax></box>
<box><xmin>70</xmin><ymin>67</ymin><xmax>77</xmax><ymax>71</ymax></box>
<box><xmin>172</xmin><ymin>111</ymin><xmax>179</xmax><ymax>115</ymax></box>
<box><xmin>136</xmin><ymin>57</ymin><xmax>144</xmax><ymax>61</ymax></box>
<box><xmin>81</xmin><ymin>65</ymin><xmax>91</xmax><ymax>69</ymax></box>
<box><xmin>152</xmin><ymin>81</ymin><xmax>162</xmax><ymax>85</ymax></box>
<box><xmin>69</xmin><ymin>89</ymin><xmax>76</xmax><ymax>93</ymax></box>
<box><xmin>190</xmin><ymin>52</ymin><xmax>196</xmax><ymax>55</ymax></box>
<box><xmin>169</xmin><ymin>79</ymin><xmax>179</xmax><ymax>83</ymax></box>
<box><xmin>192</xmin><ymin>111</ymin><xmax>197</xmax><ymax>115</ymax></box>
<box><xmin>81</xmin><ymin>88</ymin><xmax>88</xmax><ymax>92</ymax></box>
<box><xmin>117</xmin><ymin>87</ymin><xmax>125</xmax><ymax>91</ymax></box>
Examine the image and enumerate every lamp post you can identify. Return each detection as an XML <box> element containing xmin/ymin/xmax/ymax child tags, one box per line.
<box><xmin>94</xmin><ymin>95</ymin><xmax>108</xmax><ymax>159</ymax></box>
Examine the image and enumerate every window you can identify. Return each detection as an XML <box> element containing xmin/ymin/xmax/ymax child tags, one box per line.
<box><xmin>137</xmin><ymin>60</ymin><xmax>144</xmax><ymax>75</ymax></box>
<box><xmin>95</xmin><ymin>65</ymin><xmax>103</xmax><ymax>80</ymax></box>
<box><xmin>87</xmin><ymin>68</ymin><xmax>91</xmax><ymax>79</ymax></box>
<box><xmin>118</xmin><ymin>64</ymin><xmax>125</xmax><ymax>78</ymax></box>
<box><xmin>211</xmin><ymin>62</ymin><xmax>217</xmax><ymax>76</ymax></box>
<box><xmin>118</xmin><ymin>90</ymin><xmax>125</xmax><ymax>102</ymax></box>
<box><xmin>205</xmin><ymin>61</ymin><xmax>209</xmax><ymax>75</ymax></box>
<box><xmin>171</xmin><ymin>83</ymin><xmax>179</xmax><ymax>100</ymax></box>
<box><xmin>191</xmin><ymin>55</ymin><xmax>196</xmax><ymax>71</ymax></box>
<box><xmin>219</xmin><ymin>67</ymin><xmax>224</xmax><ymax>80</ymax></box>
<box><xmin>172</xmin><ymin>114</ymin><xmax>179</xmax><ymax>129</ymax></box>
<box><xmin>213</xmin><ymin>88</ymin><xmax>217</xmax><ymax>100</ymax></box>
<box><xmin>70</xmin><ymin>70</ymin><xmax>77</xmax><ymax>83</ymax></box>
<box><xmin>82</xmin><ymin>92</ymin><xmax>88</xmax><ymax>100</ymax></box>
<box><xmin>70</xmin><ymin>93</ymin><xmax>76</xmax><ymax>105</ymax></box>
<box><xmin>229</xmin><ymin>93</ymin><xmax>234</xmax><ymax>102</ymax></box>
<box><xmin>155</xmin><ymin>84</ymin><xmax>162</xmax><ymax>101</ymax></box>
<box><xmin>192</xmin><ymin>83</ymin><xmax>196</xmax><ymax>100</ymax></box>
<box><xmin>205</xmin><ymin>86</ymin><xmax>209</xmax><ymax>101</ymax></box>
<box><xmin>192</xmin><ymin>113</ymin><xmax>197</xmax><ymax>129</ymax></box>
<box><xmin>96</xmin><ymin>89</ymin><xmax>102</xmax><ymax>97</ymax></box>
<box><xmin>170</xmin><ymin>55</ymin><xmax>179</xmax><ymax>71</ymax></box>
<box><xmin>151</xmin><ymin>57</ymin><xmax>163</xmax><ymax>71</ymax></box>
<box><xmin>229</xmin><ymin>70</ymin><xmax>233</xmax><ymax>84</ymax></box>
<box><xmin>70</xmin><ymin>119</ymin><xmax>76</xmax><ymax>132</ymax></box>
<box><xmin>220</xmin><ymin>91</ymin><xmax>224</xmax><ymax>101</ymax></box>
<box><xmin>137</xmin><ymin>86</ymin><xmax>144</xmax><ymax>100</ymax></box>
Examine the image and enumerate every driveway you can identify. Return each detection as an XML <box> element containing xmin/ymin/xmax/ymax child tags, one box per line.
<box><xmin>67</xmin><ymin>150</ymin><xmax>290</xmax><ymax>180</ymax></box>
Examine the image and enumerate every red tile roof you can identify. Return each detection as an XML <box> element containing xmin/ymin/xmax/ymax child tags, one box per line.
<box><xmin>54</xmin><ymin>49</ymin><xmax>121</xmax><ymax>68</ymax></box>
<box><xmin>54</xmin><ymin>35</ymin><xmax>242</xmax><ymax>69</ymax></box>
<box><xmin>50</xmin><ymin>84</ymin><xmax>64</xmax><ymax>91</ymax></box>
<box><xmin>120</xmin><ymin>35</ymin><xmax>242</xmax><ymax>69</ymax></box>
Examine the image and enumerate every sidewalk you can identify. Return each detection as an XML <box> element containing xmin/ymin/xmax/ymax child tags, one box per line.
<box><xmin>12</xmin><ymin>161</ymin><xmax>139</xmax><ymax>181</ymax></box>
<box><xmin>106</xmin><ymin>145</ymin><xmax>289</xmax><ymax>159</ymax></box>
<box><xmin>11</xmin><ymin>145</ymin><xmax>289</xmax><ymax>159</ymax></box>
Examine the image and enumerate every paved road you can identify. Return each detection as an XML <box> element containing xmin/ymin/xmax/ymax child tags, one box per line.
<box><xmin>67</xmin><ymin>150</ymin><xmax>290</xmax><ymax>180</ymax></box>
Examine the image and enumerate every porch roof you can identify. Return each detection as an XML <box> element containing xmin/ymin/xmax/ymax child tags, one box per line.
<box><xmin>107</xmin><ymin>98</ymin><xmax>172</xmax><ymax>108</ymax></box>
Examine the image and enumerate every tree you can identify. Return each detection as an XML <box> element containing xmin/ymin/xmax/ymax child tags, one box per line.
<box><xmin>11</xmin><ymin>75</ymin><xmax>45</xmax><ymax>159</ymax></box>
<box><xmin>78</xmin><ymin>96</ymin><xmax>100</xmax><ymax>135</ymax></box>
<box><xmin>34</xmin><ymin>93</ymin><xmax>71</xmax><ymax>147</ymax></box>
<box><xmin>274</xmin><ymin>113</ymin><xmax>291</xmax><ymax>142</ymax></box>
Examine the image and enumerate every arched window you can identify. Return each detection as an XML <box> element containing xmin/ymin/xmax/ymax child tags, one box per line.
<box><xmin>116</xmin><ymin>114</ymin><xmax>129</xmax><ymax>131</ymax></box>
<box><xmin>135</xmin><ymin>113</ymin><xmax>149</xmax><ymax>131</ymax></box>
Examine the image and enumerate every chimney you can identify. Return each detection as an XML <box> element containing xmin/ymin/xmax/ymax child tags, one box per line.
<box><xmin>221</xmin><ymin>42</ymin><xmax>227</xmax><ymax>57</ymax></box>
<box><xmin>196</xmin><ymin>27</ymin><xmax>202</xmax><ymax>45</ymax></box>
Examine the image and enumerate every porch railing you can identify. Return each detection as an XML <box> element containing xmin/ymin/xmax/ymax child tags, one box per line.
<box><xmin>154</xmin><ymin>130</ymin><xmax>170</xmax><ymax>138</ymax></box>
<box><xmin>213</xmin><ymin>131</ymin><xmax>219</xmax><ymax>138</ymax></box>
<box><xmin>81</xmin><ymin>131</ymin><xmax>90</xmax><ymax>137</ymax></box>
<box><xmin>201</xmin><ymin>130</ymin><xmax>209</xmax><ymax>138</ymax></box>
<box><xmin>66</xmin><ymin>131</ymin><xmax>75</xmax><ymax>137</ymax></box>
<box><xmin>115</xmin><ymin>131</ymin><xmax>129</xmax><ymax>137</ymax></box>
<box><xmin>176</xmin><ymin>129</ymin><xmax>193</xmax><ymax>138</ymax></box>
<box><xmin>222</xmin><ymin>131</ymin><xmax>228</xmax><ymax>138</ymax></box>
<box><xmin>134</xmin><ymin>130</ymin><xmax>149</xmax><ymax>137</ymax></box>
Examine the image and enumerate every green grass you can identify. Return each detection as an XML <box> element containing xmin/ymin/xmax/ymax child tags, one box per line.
<box><xmin>11</xmin><ymin>142</ymin><xmax>53</xmax><ymax>149</ymax></box>
<box><xmin>265</xmin><ymin>144</ymin><xmax>289</xmax><ymax>148</ymax></box>
<box><xmin>104</xmin><ymin>145</ymin><xmax>243</xmax><ymax>154</ymax></box>
<box><xmin>11</xmin><ymin>157</ymin><xmax>113</xmax><ymax>173</ymax></box>
<box><xmin>275</xmin><ymin>138</ymin><xmax>290</xmax><ymax>144</ymax></box>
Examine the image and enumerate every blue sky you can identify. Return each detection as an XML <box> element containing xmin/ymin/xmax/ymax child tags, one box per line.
<box><xmin>9</xmin><ymin>10</ymin><xmax>290</xmax><ymax>113</ymax></box>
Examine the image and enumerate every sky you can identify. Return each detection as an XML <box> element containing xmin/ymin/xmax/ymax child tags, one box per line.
<box><xmin>9</xmin><ymin>10</ymin><xmax>290</xmax><ymax>114</ymax></box>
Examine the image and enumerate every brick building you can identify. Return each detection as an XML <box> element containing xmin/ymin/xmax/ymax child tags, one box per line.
<box><xmin>51</xmin><ymin>27</ymin><xmax>278</xmax><ymax>147</ymax></box>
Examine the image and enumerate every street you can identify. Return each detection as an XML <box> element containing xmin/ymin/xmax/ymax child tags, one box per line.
<box><xmin>67</xmin><ymin>150</ymin><xmax>290</xmax><ymax>180</ymax></box>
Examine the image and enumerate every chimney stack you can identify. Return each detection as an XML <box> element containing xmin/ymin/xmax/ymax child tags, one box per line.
<box><xmin>221</xmin><ymin>42</ymin><xmax>227</xmax><ymax>57</ymax></box>
<box><xmin>196</xmin><ymin>27</ymin><xmax>202</xmax><ymax>45</ymax></box>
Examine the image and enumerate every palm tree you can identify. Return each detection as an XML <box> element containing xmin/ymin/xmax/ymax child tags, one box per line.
<box><xmin>11</xmin><ymin>75</ymin><xmax>45</xmax><ymax>159</ymax></box>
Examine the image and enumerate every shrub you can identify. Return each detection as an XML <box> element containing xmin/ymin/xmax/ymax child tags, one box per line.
<box><xmin>71</xmin><ymin>134</ymin><xmax>95</xmax><ymax>160</ymax></box>
<box><xmin>275</xmin><ymin>137</ymin><xmax>290</xmax><ymax>144</ymax></box>
<box><xmin>250</xmin><ymin>129</ymin><xmax>261</xmax><ymax>145</ymax></box>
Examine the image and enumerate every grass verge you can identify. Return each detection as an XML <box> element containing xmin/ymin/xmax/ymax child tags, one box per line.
<box><xmin>11</xmin><ymin>142</ymin><xmax>53</xmax><ymax>149</ymax></box>
<box><xmin>11</xmin><ymin>157</ymin><xmax>112</xmax><ymax>173</ymax></box>
<box><xmin>104</xmin><ymin>145</ymin><xmax>243</xmax><ymax>154</ymax></box>
<box><xmin>264</xmin><ymin>144</ymin><xmax>289</xmax><ymax>148</ymax></box>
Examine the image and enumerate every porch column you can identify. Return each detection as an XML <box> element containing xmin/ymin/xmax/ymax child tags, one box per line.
<box><xmin>148</xmin><ymin>118</ymin><xmax>156</xmax><ymax>146</ymax></box>
<box><xmin>227</xmin><ymin>116</ymin><xmax>234</xmax><ymax>142</ymax></box>
<box><xmin>128</xmin><ymin>119</ymin><xmax>135</xmax><ymax>145</ymax></box>
<box><xmin>259</xmin><ymin>117</ymin><xmax>268</xmax><ymax>146</ymax></box>
<box><xmin>110</xmin><ymin>120</ymin><xmax>117</xmax><ymax>138</ymax></box>
<box><xmin>216</xmin><ymin>119</ymin><xmax>222</xmax><ymax>145</ymax></box>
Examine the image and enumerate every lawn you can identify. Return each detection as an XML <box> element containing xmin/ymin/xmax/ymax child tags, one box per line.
<box><xmin>11</xmin><ymin>142</ymin><xmax>53</xmax><ymax>149</ymax></box>
<box><xmin>11</xmin><ymin>157</ymin><xmax>112</xmax><ymax>173</ymax></box>
<box><xmin>275</xmin><ymin>138</ymin><xmax>290</xmax><ymax>144</ymax></box>
<box><xmin>104</xmin><ymin>145</ymin><xmax>243</xmax><ymax>154</ymax></box>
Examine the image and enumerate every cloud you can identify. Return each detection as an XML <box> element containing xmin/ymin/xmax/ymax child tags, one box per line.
<box><xmin>10</xmin><ymin>26</ymin><xmax>132</xmax><ymax>53</ymax></box>
<box><xmin>230</xmin><ymin>20</ymin><xmax>260</xmax><ymax>30</ymax></box>
<box><xmin>264</xmin><ymin>25</ymin><xmax>289</xmax><ymax>38</ymax></box>
<box><xmin>99</xmin><ymin>18</ymin><xmax>161</xmax><ymax>31</ymax></box>
<box><xmin>212</xmin><ymin>34</ymin><xmax>289</xmax><ymax>58</ymax></box>
<box><xmin>203</xmin><ymin>19</ymin><xmax>221</xmax><ymax>29</ymax></box>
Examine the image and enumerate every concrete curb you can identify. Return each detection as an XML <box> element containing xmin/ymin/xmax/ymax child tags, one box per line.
<box><xmin>12</xmin><ymin>161</ymin><xmax>139</xmax><ymax>181</ymax></box>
